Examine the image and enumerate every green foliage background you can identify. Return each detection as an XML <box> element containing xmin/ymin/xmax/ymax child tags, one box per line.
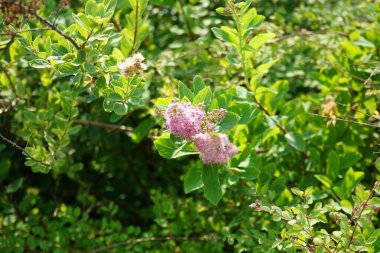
<box><xmin>0</xmin><ymin>0</ymin><xmax>379</xmax><ymax>252</ymax></box>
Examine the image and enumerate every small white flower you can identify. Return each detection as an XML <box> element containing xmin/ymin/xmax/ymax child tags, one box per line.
<box><xmin>118</xmin><ymin>53</ymin><xmax>147</xmax><ymax>77</ymax></box>
<box><xmin>133</xmin><ymin>53</ymin><xmax>145</xmax><ymax>62</ymax></box>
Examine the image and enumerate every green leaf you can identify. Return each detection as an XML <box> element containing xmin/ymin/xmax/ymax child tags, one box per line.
<box><xmin>178</xmin><ymin>81</ymin><xmax>194</xmax><ymax>101</ymax></box>
<box><xmin>315</xmin><ymin>174</ymin><xmax>332</xmax><ymax>188</ymax></box>
<box><xmin>335</xmin><ymin>168</ymin><xmax>364</xmax><ymax>199</ymax></box>
<box><xmin>202</xmin><ymin>165</ymin><xmax>222</xmax><ymax>205</ymax></box>
<box><xmin>95</xmin><ymin>76</ymin><xmax>107</xmax><ymax>89</ymax></box>
<box><xmin>23</xmin><ymin>111</ymin><xmax>37</xmax><ymax>123</ymax></box>
<box><xmin>193</xmin><ymin>87</ymin><xmax>212</xmax><ymax>106</ymax></box>
<box><xmin>250</xmin><ymin>15</ymin><xmax>265</xmax><ymax>28</ymax></box>
<box><xmin>58</xmin><ymin>63</ymin><xmax>80</xmax><ymax>76</ymax></box>
<box><xmin>229</xmin><ymin>103</ymin><xmax>258</xmax><ymax>124</ymax></box>
<box><xmin>241</xmin><ymin>166</ymin><xmax>260</xmax><ymax>180</ymax></box>
<box><xmin>211</xmin><ymin>26</ymin><xmax>239</xmax><ymax>48</ymax></box>
<box><xmin>105</xmin><ymin>0</ymin><xmax>117</xmax><ymax>14</ymax></box>
<box><xmin>72</xmin><ymin>13</ymin><xmax>90</xmax><ymax>37</ymax></box>
<box><xmin>184</xmin><ymin>165</ymin><xmax>203</xmax><ymax>194</ymax></box>
<box><xmin>327</xmin><ymin>150</ymin><xmax>340</xmax><ymax>181</ymax></box>
<box><xmin>131</xmin><ymin>118</ymin><xmax>156</xmax><ymax>143</ymax></box>
<box><xmin>68</xmin><ymin>125</ymin><xmax>82</xmax><ymax>135</ymax></box>
<box><xmin>29</xmin><ymin>59</ymin><xmax>51</xmax><ymax>69</ymax></box>
<box><xmin>340</xmin><ymin>152</ymin><xmax>362</xmax><ymax>170</ymax></box>
<box><xmin>103</xmin><ymin>99</ymin><xmax>114</xmax><ymax>112</ymax></box>
<box><xmin>248</xmin><ymin>33</ymin><xmax>276</xmax><ymax>51</ymax></box>
<box><xmin>241</xmin><ymin>8</ymin><xmax>257</xmax><ymax>31</ymax></box>
<box><xmin>85</xmin><ymin>62</ymin><xmax>97</xmax><ymax>75</ymax></box>
<box><xmin>375</xmin><ymin>157</ymin><xmax>380</xmax><ymax>172</ymax></box>
<box><xmin>291</xmin><ymin>187</ymin><xmax>304</xmax><ymax>197</ymax></box>
<box><xmin>215</xmin><ymin>111</ymin><xmax>240</xmax><ymax>132</ymax></box>
<box><xmin>5</xmin><ymin>178</ymin><xmax>24</xmax><ymax>193</ymax></box>
<box><xmin>108</xmin><ymin>92</ymin><xmax>124</xmax><ymax>102</ymax></box>
<box><xmin>304</xmin><ymin>186</ymin><xmax>313</xmax><ymax>196</ymax></box>
<box><xmin>285</xmin><ymin>132</ymin><xmax>306</xmax><ymax>152</ymax></box>
<box><xmin>154</xmin><ymin>134</ymin><xmax>197</xmax><ymax>159</ymax></box>
<box><xmin>85</xmin><ymin>0</ymin><xmax>98</xmax><ymax>16</ymax></box>
<box><xmin>113</xmin><ymin>102</ymin><xmax>129</xmax><ymax>115</ymax></box>
<box><xmin>193</xmin><ymin>75</ymin><xmax>205</xmax><ymax>94</ymax></box>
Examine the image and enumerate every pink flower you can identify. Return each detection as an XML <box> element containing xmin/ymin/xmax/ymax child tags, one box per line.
<box><xmin>193</xmin><ymin>133</ymin><xmax>238</xmax><ymax>164</ymax></box>
<box><xmin>165</xmin><ymin>101</ymin><xmax>206</xmax><ymax>140</ymax></box>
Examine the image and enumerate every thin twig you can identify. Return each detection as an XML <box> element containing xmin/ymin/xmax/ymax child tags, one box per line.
<box><xmin>0</xmin><ymin>132</ymin><xmax>51</xmax><ymax>167</ymax></box>
<box><xmin>271</xmin><ymin>30</ymin><xmax>347</xmax><ymax>43</ymax></box>
<box><xmin>74</xmin><ymin>119</ymin><xmax>133</xmax><ymax>132</ymax></box>
<box><xmin>0</xmin><ymin>0</ymin><xmax>78</xmax><ymax>48</ymax></box>
<box><xmin>252</xmin><ymin>95</ymin><xmax>287</xmax><ymax>134</ymax></box>
<box><xmin>0</xmin><ymin>27</ymin><xmax>51</xmax><ymax>35</ymax></box>
<box><xmin>110</xmin><ymin>17</ymin><xmax>121</xmax><ymax>32</ymax></box>
<box><xmin>29</xmin><ymin>10</ymin><xmax>80</xmax><ymax>49</ymax></box>
<box><xmin>131</xmin><ymin>0</ymin><xmax>139</xmax><ymax>53</ymax></box>
<box><xmin>225</xmin><ymin>1</ymin><xmax>288</xmax><ymax>136</ymax></box>
<box><xmin>346</xmin><ymin>181</ymin><xmax>380</xmax><ymax>250</ymax></box>
<box><xmin>334</xmin><ymin>180</ymin><xmax>380</xmax><ymax>253</ymax></box>
<box><xmin>309</xmin><ymin>113</ymin><xmax>380</xmax><ymax>128</ymax></box>
<box><xmin>89</xmin><ymin>235</ymin><xmax>218</xmax><ymax>253</ymax></box>
<box><xmin>80</xmin><ymin>28</ymin><xmax>94</xmax><ymax>48</ymax></box>
<box><xmin>178</xmin><ymin>0</ymin><xmax>195</xmax><ymax>41</ymax></box>
<box><xmin>335</xmin><ymin>102</ymin><xmax>373</xmax><ymax>118</ymax></box>
<box><xmin>0</xmin><ymin>62</ymin><xmax>19</xmax><ymax>99</ymax></box>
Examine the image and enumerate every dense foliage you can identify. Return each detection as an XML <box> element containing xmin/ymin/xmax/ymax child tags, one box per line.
<box><xmin>0</xmin><ymin>0</ymin><xmax>379</xmax><ymax>252</ymax></box>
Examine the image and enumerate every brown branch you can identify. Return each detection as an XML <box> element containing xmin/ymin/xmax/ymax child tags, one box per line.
<box><xmin>0</xmin><ymin>0</ymin><xmax>79</xmax><ymax>49</ymax></box>
<box><xmin>30</xmin><ymin>11</ymin><xmax>79</xmax><ymax>49</ymax></box>
<box><xmin>0</xmin><ymin>183</ymin><xmax>26</xmax><ymax>223</ymax></box>
<box><xmin>309</xmin><ymin>113</ymin><xmax>380</xmax><ymax>128</ymax></box>
<box><xmin>110</xmin><ymin>17</ymin><xmax>121</xmax><ymax>32</ymax></box>
<box><xmin>80</xmin><ymin>28</ymin><xmax>94</xmax><ymax>48</ymax></box>
<box><xmin>0</xmin><ymin>62</ymin><xmax>19</xmax><ymax>100</ymax></box>
<box><xmin>178</xmin><ymin>0</ymin><xmax>195</xmax><ymax>41</ymax></box>
<box><xmin>347</xmin><ymin>180</ymin><xmax>380</xmax><ymax>250</ymax></box>
<box><xmin>335</xmin><ymin>102</ymin><xmax>373</xmax><ymax>118</ymax></box>
<box><xmin>74</xmin><ymin>119</ymin><xmax>133</xmax><ymax>132</ymax></box>
<box><xmin>334</xmin><ymin>180</ymin><xmax>380</xmax><ymax>253</ymax></box>
<box><xmin>131</xmin><ymin>0</ymin><xmax>139</xmax><ymax>52</ymax></box>
<box><xmin>252</xmin><ymin>95</ymin><xmax>287</xmax><ymax>134</ymax></box>
<box><xmin>89</xmin><ymin>235</ymin><xmax>218</xmax><ymax>253</ymax></box>
<box><xmin>0</xmin><ymin>27</ymin><xmax>51</xmax><ymax>35</ymax></box>
<box><xmin>271</xmin><ymin>29</ymin><xmax>347</xmax><ymax>43</ymax></box>
<box><xmin>0</xmin><ymin>131</ymin><xmax>51</xmax><ymax>167</ymax></box>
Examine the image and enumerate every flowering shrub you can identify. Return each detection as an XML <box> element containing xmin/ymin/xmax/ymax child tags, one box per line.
<box><xmin>0</xmin><ymin>0</ymin><xmax>379</xmax><ymax>252</ymax></box>
<box><xmin>163</xmin><ymin>99</ymin><xmax>236</xmax><ymax>164</ymax></box>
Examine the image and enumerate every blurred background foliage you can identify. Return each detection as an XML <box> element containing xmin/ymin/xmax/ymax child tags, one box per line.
<box><xmin>0</xmin><ymin>0</ymin><xmax>379</xmax><ymax>252</ymax></box>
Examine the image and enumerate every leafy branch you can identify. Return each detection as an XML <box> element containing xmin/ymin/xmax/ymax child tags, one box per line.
<box><xmin>223</xmin><ymin>1</ymin><xmax>287</xmax><ymax>135</ymax></box>
<box><xmin>0</xmin><ymin>132</ymin><xmax>51</xmax><ymax>168</ymax></box>
<box><xmin>335</xmin><ymin>180</ymin><xmax>380</xmax><ymax>252</ymax></box>
<box><xmin>0</xmin><ymin>0</ymin><xmax>80</xmax><ymax>49</ymax></box>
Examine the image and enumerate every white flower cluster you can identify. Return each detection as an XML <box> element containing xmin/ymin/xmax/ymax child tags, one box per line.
<box><xmin>118</xmin><ymin>53</ymin><xmax>147</xmax><ymax>77</ymax></box>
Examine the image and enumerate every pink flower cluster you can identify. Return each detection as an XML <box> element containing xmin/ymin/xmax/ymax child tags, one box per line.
<box><xmin>164</xmin><ymin>100</ymin><xmax>237</xmax><ymax>164</ymax></box>
<box><xmin>193</xmin><ymin>133</ymin><xmax>238</xmax><ymax>164</ymax></box>
<box><xmin>165</xmin><ymin>101</ymin><xmax>206</xmax><ymax>140</ymax></box>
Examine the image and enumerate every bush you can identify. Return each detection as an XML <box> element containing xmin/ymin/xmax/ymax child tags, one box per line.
<box><xmin>0</xmin><ymin>0</ymin><xmax>379</xmax><ymax>252</ymax></box>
